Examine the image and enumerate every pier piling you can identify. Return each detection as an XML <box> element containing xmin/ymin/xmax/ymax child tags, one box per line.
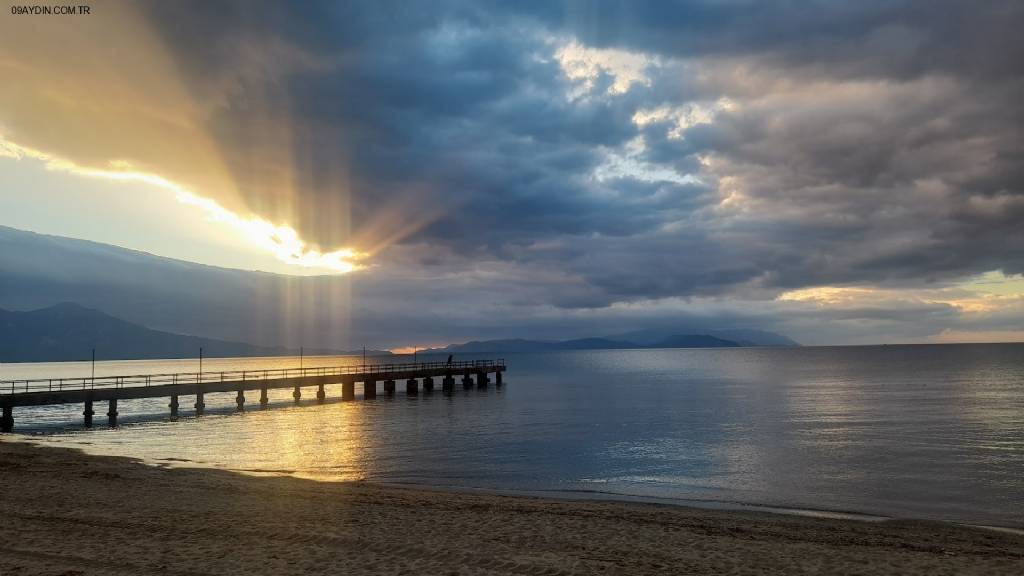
<box><xmin>169</xmin><ymin>395</ymin><xmax>179</xmax><ymax>418</ymax></box>
<box><xmin>195</xmin><ymin>391</ymin><xmax>205</xmax><ymax>416</ymax></box>
<box><xmin>364</xmin><ymin>380</ymin><xmax>377</xmax><ymax>399</ymax></box>
<box><xmin>84</xmin><ymin>398</ymin><xmax>94</xmax><ymax>427</ymax></box>
<box><xmin>260</xmin><ymin>387</ymin><xmax>269</xmax><ymax>409</ymax></box>
<box><xmin>384</xmin><ymin>380</ymin><xmax>396</xmax><ymax>395</ymax></box>
<box><xmin>293</xmin><ymin>386</ymin><xmax>301</xmax><ymax>404</ymax></box>
<box><xmin>462</xmin><ymin>373</ymin><xmax>473</xmax><ymax>389</ymax></box>
<box><xmin>2</xmin><ymin>405</ymin><xmax>13</xmax><ymax>432</ymax></box>
<box><xmin>342</xmin><ymin>379</ymin><xmax>355</xmax><ymax>401</ymax></box>
<box><xmin>236</xmin><ymin>390</ymin><xmax>245</xmax><ymax>411</ymax></box>
<box><xmin>406</xmin><ymin>378</ymin><xmax>418</xmax><ymax>395</ymax></box>
<box><xmin>442</xmin><ymin>376</ymin><xmax>455</xmax><ymax>393</ymax></box>
<box><xmin>316</xmin><ymin>383</ymin><xmax>326</xmax><ymax>404</ymax></box>
<box><xmin>107</xmin><ymin>399</ymin><xmax>118</xmax><ymax>427</ymax></box>
<box><xmin>424</xmin><ymin>377</ymin><xmax>434</xmax><ymax>392</ymax></box>
<box><xmin>476</xmin><ymin>371</ymin><xmax>489</xmax><ymax>388</ymax></box>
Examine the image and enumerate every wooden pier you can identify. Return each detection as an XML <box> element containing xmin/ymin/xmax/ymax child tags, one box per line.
<box><xmin>0</xmin><ymin>359</ymin><xmax>506</xmax><ymax>432</ymax></box>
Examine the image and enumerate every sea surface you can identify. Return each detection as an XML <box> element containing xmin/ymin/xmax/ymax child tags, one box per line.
<box><xmin>3</xmin><ymin>344</ymin><xmax>1023</xmax><ymax>528</ymax></box>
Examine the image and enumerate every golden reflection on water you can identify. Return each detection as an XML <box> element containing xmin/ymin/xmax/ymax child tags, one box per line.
<box><xmin>262</xmin><ymin>390</ymin><xmax>374</xmax><ymax>482</ymax></box>
<box><xmin>9</xmin><ymin>355</ymin><xmax>410</xmax><ymax>484</ymax></box>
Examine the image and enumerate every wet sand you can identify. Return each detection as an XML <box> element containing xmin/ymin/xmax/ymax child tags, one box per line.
<box><xmin>1</xmin><ymin>440</ymin><xmax>1021</xmax><ymax>575</ymax></box>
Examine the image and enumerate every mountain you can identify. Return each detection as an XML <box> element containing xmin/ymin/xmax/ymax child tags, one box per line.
<box><xmin>649</xmin><ymin>335</ymin><xmax>740</xmax><ymax>348</ymax></box>
<box><xmin>0</xmin><ymin>303</ymin><xmax>389</xmax><ymax>362</ymax></box>
<box><xmin>0</xmin><ymin>225</ymin><xmax>357</xmax><ymax>350</ymax></box>
<box><xmin>419</xmin><ymin>339</ymin><xmax>555</xmax><ymax>354</ymax></box>
<box><xmin>423</xmin><ymin>334</ymin><xmax>745</xmax><ymax>354</ymax></box>
<box><xmin>553</xmin><ymin>337</ymin><xmax>643</xmax><ymax>350</ymax></box>
<box><xmin>610</xmin><ymin>327</ymin><xmax>799</xmax><ymax>347</ymax></box>
<box><xmin>425</xmin><ymin>337</ymin><xmax>645</xmax><ymax>353</ymax></box>
<box><xmin>0</xmin><ymin>226</ymin><xmax>800</xmax><ymax>351</ymax></box>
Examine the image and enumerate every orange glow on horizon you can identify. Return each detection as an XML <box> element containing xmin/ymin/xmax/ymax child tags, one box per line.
<box><xmin>388</xmin><ymin>344</ymin><xmax>449</xmax><ymax>355</ymax></box>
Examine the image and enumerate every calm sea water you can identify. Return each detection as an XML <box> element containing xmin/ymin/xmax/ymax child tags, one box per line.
<box><xmin>4</xmin><ymin>345</ymin><xmax>1023</xmax><ymax>528</ymax></box>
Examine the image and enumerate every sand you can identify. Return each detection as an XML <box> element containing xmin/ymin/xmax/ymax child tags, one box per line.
<box><xmin>1</xmin><ymin>440</ymin><xmax>1021</xmax><ymax>575</ymax></box>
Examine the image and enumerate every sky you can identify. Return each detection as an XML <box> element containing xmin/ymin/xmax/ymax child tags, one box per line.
<box><xmin>1</xmin><ymin>0</ymin><xmax>1023</xmax><ymax>347</ymax></box>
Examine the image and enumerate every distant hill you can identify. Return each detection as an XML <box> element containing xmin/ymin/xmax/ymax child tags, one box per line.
<box><xmin>423</xmin><ymin>339</ymin><xmax>553</xmax><ymax>354</ymax></box>
<box><xmin>422</xmin><ymin>333</ymin><xmax>752</xmax><ymax>354</ymax></box>
<box><xmin>0</xmin><ymin>226</ymin><xmax>800</xmax><ymax>353</ymax></box>
<box><xmin>423</xmin><ymin>337</ymin><xmax>645</xmax><ymax>354</ymax></box>
<box><xmin>610</xmin><ymin>327</ymin><xmax>799</xmax><ymax>347</ymax></box>
<box><xmin>0</xmin><ymin>225</ymin><xmax>359</xmax><ymax>350</ymax></box>
<box><xmin>0</xmin><ymin>303</ymin><xmax>390</xmax><ymax>363</ymax></box>
<box><xmin>553</xmin><ymin>337</ymin><xmax>644</xmax><ymax>350</ymax></box>
<box><xmin>649</xmin><ymin>335</ymin><xmax>740</xmax><ymax>348</ymax></box>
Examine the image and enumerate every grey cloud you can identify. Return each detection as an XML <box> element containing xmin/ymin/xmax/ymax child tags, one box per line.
<box><xmin>3</xmin><ymin>0</ymin><xmax>1023</xmax><ymax>345</ymax></box>
<box><xmin>551</xmin><ymin>1</ymin><xmax>1024</xmax><ymax>83</ymax></box>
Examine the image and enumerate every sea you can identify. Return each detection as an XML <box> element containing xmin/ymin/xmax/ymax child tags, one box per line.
<box><xmin>3</xmin><ymin>344</ymin><xmax>1023</xmax><ymax>529</ymax></box>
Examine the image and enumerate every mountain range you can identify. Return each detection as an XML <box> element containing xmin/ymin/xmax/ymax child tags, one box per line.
<box><xmin>0</xmin><ymin>303</ymin><xmax>390</xmax><ymax>363</ymax></box>
<box><xmin>422</xmin><ymin>331</ymin><xmax>795</xmax><ymax>354</ymax></box>
<box><xmin>0</xmin><ymin>225</ymin><xmax>354</xmax><ymax>350</ymax></box>
<box><xmin>0</xmin><ymin>225</ymin><xmax>798</xmax><ymax>356</ymax></box>
<box><xmin>0</xmin><ymin>301</ymin><xmax>796</xmax><ymax>362</ymax></box>
<box><xmin>606</xmin><ymin>327</ymin><xmax>797</xmax><ymax>347</ymax></box>
<box><xmin>0</xmin><ymin>297</ymin><xmax>798</xmax><ymax>360</ymax></box>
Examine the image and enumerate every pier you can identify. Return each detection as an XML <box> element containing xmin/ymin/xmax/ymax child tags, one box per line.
<box><xmin>0</xmin><ymin>359</ymin><xmax>506</xmax><ymax>432</ymax></box>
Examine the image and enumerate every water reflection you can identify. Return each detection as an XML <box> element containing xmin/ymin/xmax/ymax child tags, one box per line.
<box><xmin>9</xmin><ymin>345</ymin><xmax>1024</xmax><ymax>528</ymax></box>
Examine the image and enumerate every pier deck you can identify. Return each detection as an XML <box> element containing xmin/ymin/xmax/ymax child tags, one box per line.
<box><xmin>0</xmin><ymin>359</ymin><xmax>506</xmax><ymax>431</ymax></box>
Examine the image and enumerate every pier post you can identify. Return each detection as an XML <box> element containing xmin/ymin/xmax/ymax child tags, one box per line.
<box><xmin>406</xmin><ymin>378</ymin><xmax>418</xmax><ymax>395</ymax></box>
<box><xmin>260</xmin><ymin>387</ymin><xmax>269</xmax><ymax>409</ymax></box>
<box><xmin>107</xmin><ymin>399</ymin><xmax>118</xmax><ymax>427</ymax></box>
<box><xmin>236</xmin><ymin>389</ymin><xmax>245</xmax><ymax>412</ymax></box>
<box><xmin>342</xmin><ymin>379</ymin><xmax>355</xmax><ymax>401</ymax></box>
<box><xmin>384</xmin><ymin>380</ymin><xmax>396</xmax><ymax>395</ymax></box>
<box><xmin>496</xmin><ymin>370</ymin><xmax>503</xmax><ymax>386</ymax></box>
<box><xmin>84</xmin><ymin>398</ymin><xmax>95</xmax><ymax>427</ymax></box>
<box><xmin>317</xmin><ymin>383</ymin><xmax>326</xmax><ymax>404</ymax></box>
<box><xmin>293</xmin><ymin>386</ymin><xmax>301</xmax><ymax>404</ymax></box>
<box><xmin>442</xmin><ymin>375</ymin><xmax>455</xmax><ymax>393</ymax></box>
<box><xmin>462</xmin><ymin>373</ymin><xmax>473</xmax><ymax>389</ymax></box>
<box><xmin>476</xmin><ymin>371</ymin><xmax>489</xmax><ymax>388</ymax></box>
<box><xmin>2</xmin><ymin>405</ymin><xmax>13</xmax><ymax>433</ymax></box>
<box><xmin>195</xmin><ymin>391</ymin><xmax>205</xmax><ymax>416</ymax></box>
<box><xmin>169</xmin><ymin>395</ymin><xmax>179</xmax><ymax>418</ymax></box>
<box><xmin>423</xmin><ymin>377</ymin><xmax>434</xmax><ymax>392</ymax></box>
<box><xmin>364</xmin><ymin>380</ymin><xmax>377</xmax><ymax>399</ymax></box>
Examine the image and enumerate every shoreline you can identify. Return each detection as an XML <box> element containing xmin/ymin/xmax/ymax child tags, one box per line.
<box><xmin>374</xmin><ymin>481</ymin><xmax>1024</xmax><ymax>537</ymax></box>
<box><xmin>373</xmin><ymin>480</ymin><xmax>894</xmax><ymax>521</ymax></box>
<box><xmin>2</xmin><ymin>439</ymin><xmax>1022</xmax><ymax>575</ymax></box>
<box><xmin>21</xmin><ymin>433</ymin><xmax>1022</xmax><ymax>533</ymax></box>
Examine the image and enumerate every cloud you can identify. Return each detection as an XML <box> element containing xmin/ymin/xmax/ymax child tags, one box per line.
<box><xmin>554</xmin><ymin>39</ymin><xmax>657</xmax><ymax>97</ymax></box>
<box><xmin>1</xmin><ymin>0</ymin><xmax>1022</xmax><ymax>344</ymax></box>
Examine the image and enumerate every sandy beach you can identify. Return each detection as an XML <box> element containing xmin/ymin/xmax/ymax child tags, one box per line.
<box><xmin>1</xmin><ymin>440</ymin><xmax>1021</xmax><ymax>576</ymax></box>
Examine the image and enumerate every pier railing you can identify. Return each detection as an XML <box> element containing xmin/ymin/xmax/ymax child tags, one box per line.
<box><xmin>0</xmin><ymin>359</ymin><xmax>505</xmax><ymax>395</ymax></box>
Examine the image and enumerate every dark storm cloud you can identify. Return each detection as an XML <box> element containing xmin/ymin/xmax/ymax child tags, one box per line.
<box><xmin>140</xmin><ymin>0</ymin><xmax>644</xmax><ymax>247</ymax></box>
<box><xmin>4</xmin><ymin>0</ymin><xmax>1022</xmax><ymax>343</ymax></box>
<box><xmin>129</xmin><ymin>1</ymin><xmax>1024</xmax><ymax>309</ymax></box>
<box><xmin>551</xmin><ymin>0</ymin><xmax>1024</xmax><ymax>82</ymax></box>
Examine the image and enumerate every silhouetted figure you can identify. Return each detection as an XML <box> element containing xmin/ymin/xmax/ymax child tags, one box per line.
<box><xmin>446</xmin><ymin>354</ymin><xmax>453</xmax><ymax>367</ymax></box>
